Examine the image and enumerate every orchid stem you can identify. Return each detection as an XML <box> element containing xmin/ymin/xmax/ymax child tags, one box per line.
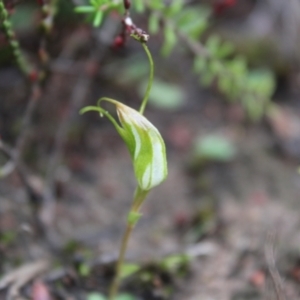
<box><xmin>108</xmin><ymin>187</ymin><xmax>149</xmax><ymax>300</ymax></box>
<box><xmin>108</xmin><ymin>223</ymin><xmax>134</xmax><ymax>300</ymax></box>
<box><xmin>139</xmin><ymin>43</ymin><xmax>154</xmax><ymax>115</ymax></box>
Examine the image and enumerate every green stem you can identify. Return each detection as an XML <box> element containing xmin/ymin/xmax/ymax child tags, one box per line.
<box><xmin>108</xmin><ymin>186</ymin><xmax>149</xmax><ymax>300</ymax></box>
<box><xmin>41</xmin><ymin>0</ymin><xmax>58</xmax><ymax>34</ymax></box>
<box><xmin>0</xmin><ymin>1</ymin><xmax>30</xmax><ymax>75</ymax></box>
<box><xmin>132</xmin><ymin>185</ymin><xmax>149</xmax><ymax>212</ymax></box>
<box><xmin>139</xmin><ymin>43</ymin><xmax>154</xmax><ymax>115</ymax></box>
<box><xmin>108</xmin><ymin>223</ymin><xmax>133</xmax><ymax>300</ymax></box>
<box><xmin>38</xmin><ymin>0</ymin><xmax>58</xmax><ymax>81</ymax></box>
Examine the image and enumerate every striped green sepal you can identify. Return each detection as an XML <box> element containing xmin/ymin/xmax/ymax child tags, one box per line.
<box><xmin>80</xmin><ymin>98</ymin><xmax>168</xmax><ymax>191</ymax></box>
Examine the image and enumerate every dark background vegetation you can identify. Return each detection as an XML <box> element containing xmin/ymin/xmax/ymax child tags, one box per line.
<box><xmin>1</xmin><ymin>0</ymin><xmax>300</xmax><ymax>299</ymax></box>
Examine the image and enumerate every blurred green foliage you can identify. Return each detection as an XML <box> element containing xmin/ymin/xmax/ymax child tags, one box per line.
<box><xmin>1</xmin><ymin>0</ymin><xmax>276</xmax><ymax>120</ymax></box>
<box><xmin>10</xmin><ymin>3</ymin><xmax>37</xmax><ymax>31</ymax></box>
<box><xmin>144</xmin><ymin>1</ymin><xmax>276</xmax><ymax>121</ymax></box>
<box><xmin>88</xmin><ymin>293</ymin><xmax>107</xmax><ymax>300</ymax></box>
<box><xmin>74</xmin><ymin>0</ymin><xmax>122</xmax><ymax>27</ymax></box>
<box><xmin>87</xmin><ymin>292</ymin><xmax>136</xmax><ymax>300</ymax></box>
<box><xmin>0</xmin><ymin>231</ymin><xmax>17</xmax><ymax>246</ymax></box>
<box><xmin>192</xmin><ymin>135</ymin><xmax>237</xmax><ymax>163</ymax></box>
<box><xmin>139</xmin><ymin>79</ymin><xmax>185</xmax><ymax>110</ymax></box>
<box><xmin>120</xmin><ymin>263</ymin><xmax>140</xmax><ymax>279</ymax></box>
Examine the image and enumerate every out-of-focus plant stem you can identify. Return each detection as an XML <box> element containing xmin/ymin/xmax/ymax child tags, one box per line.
<box><xmin>139</xmin><ymin>42</ymin><xmax>154</xmax><ymax>115</ymax></box>
<box><xmin>0</xmin><ymin>1</ymin><xmax>31</xmax><ymax>75</ymax></box>
<box><xmin>108</xmin><ymin>187</ymin><xmax>149</xmax><ymax>300</ymax></box>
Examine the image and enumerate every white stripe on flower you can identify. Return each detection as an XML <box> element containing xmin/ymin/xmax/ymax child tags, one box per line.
<box><xmin>131</xmin><ymin>125</ymin><xmax>141</xmax><ymax>159</ymax></box>
<box><xmin>116</xmin><ymin>102</ymin><xmax>167</xmax><ymax>191</ymax></box>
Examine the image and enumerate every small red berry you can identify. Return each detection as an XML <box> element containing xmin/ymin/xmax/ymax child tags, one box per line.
<box><xmin>29</xmin><ymin>70</ymin><xmax>38</xmax><ymax>82</ymax></box>
<box><xmin>123</xmin><ymin>0</ymin><xmax>131</xmax><ymax>10</ymax></box>
<box><xmin>213</xmin><ymin>0</ymin><xmax>237</xmax><ymax>15</ymax></box>
<box><xmin>113</xmin><ymin>35</ymin><xmax>124</xmax><ymax>48</ymax></box>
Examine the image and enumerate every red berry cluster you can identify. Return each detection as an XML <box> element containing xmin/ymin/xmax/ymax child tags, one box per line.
<box><xmin>113</xmin><ymin>0</ymin><xmax>131</xmax><ymax>49</ymax></box>
<box><xmin>112</xmin><ymin>0</ymin><xmax>149</xmax><ymax>49</ymax></box>
<box><xmin>213</xmin><ymin>0</ymin><xmax>237</xmax><ymax>15</ymax></box>
<box><xmin>29</xmin><ymin>70</ymin><xmax>39</xmax><ymax>83</ymax></box>
<box><xmin>36</xmin><ymin>0</ymin><xmax>45</xmax><ymax>6</ymax></box>
<box><xmin>123</xmin><ymin>0</ymin><xmax>130</xmax><ymax>10</ymax></box>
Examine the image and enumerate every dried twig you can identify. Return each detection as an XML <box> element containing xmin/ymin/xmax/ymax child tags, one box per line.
<box><xmin>265</xmin><ymin>233</ymin><xmax>287</xmax><ymax>300</ymax></box>
<box><xmin>0</xmin><ymin>0</ymin><xmax>56</xmax><ymax>236</ymax></box>
<box><xmin>0</xmin><ymin>259</ymin><xmax>51</xmax><ymax>300</ymax></box>
<box><xmin>40</xmin><ymin>16</ymin><xmax>120</xmax><ymax>229</ymax></box>
<box><xmin>41</xmin><ymin>71</ymin><xmax>92</xmax><ymax>227</ymax></box>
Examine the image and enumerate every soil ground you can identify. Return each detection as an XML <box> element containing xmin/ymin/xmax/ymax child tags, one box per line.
<box><xmin>1</xmin><ymin>2</ymin><xmax>300</xmax><ymax>299</ymax></box>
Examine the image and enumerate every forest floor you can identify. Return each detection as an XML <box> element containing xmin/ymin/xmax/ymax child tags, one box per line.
<box><xmin>1</xmin><ymin>78</ymin><xmax>300</xmax><ymax>300</ymax></box>
<box><xmin>1</xmin><ymin>5</ymin><xmax>300</xmax><ymax>299</ymax></box>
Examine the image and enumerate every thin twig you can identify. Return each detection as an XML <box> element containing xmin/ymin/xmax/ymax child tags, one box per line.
<box><xmin>0</xmin><ymin>1</ymin><xmax>40</xmax><ymax>177</ymax></box>
<box><xmin>0</xmin><ymin>0</ymin><xmax>56</xmax><ymax>227</ymax></box>
<box><xmin>41</xmin><ymin>73</ymin><xmax>91</xmax><ymax>226</ymax></box>
<box><xmin>15</xmin><ymin>83</ymin><xmax>41</xmax><ymax>160</ymax></box>
<box><xmin>0</xmin><ymin>1</ymin><xmax>31</xmax><ymax>75</ymax></box>
<box><xmin>40</xmin><ymin>17</ymin><xmax>120</xmax><ymax>229</ymax></box>
<box><xmin>0</xmin><ymin>259</ymin><xmax>51</xmax><ymax>300</ymax></box>
<box><xmin>0</xmin><ymin>140</ymin><xmax>44</xmax><ymax>235</ymax></box>
<box><xmin>0</xmin><ymin>140</ymin><xmax>16</xmax><ymax>177</ymax></box>
<box><xmin>15</xmin><ymin>0</ymin><xmax>58</xmax><ymax>157</ymax></box>
<box><xmin>265</xmin><ymin>233</ymin><xmax>287</xmax><ymax>300</ymax></box>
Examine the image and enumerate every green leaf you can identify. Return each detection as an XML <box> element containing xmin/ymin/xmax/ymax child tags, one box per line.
<box><xmin>114</xmin><ymin>57</ymin><xmax>148</xmax><ymax>85</ymax></box>
<box><xmin>160</xmin><ymin>254</ymin><xmax>190</xmax><ymax>273</ymax></box>
<box><xmin>90</xmin><ymin>0</ymin><xmax>99</xmax><ymax>6</ymax></box>
<box><xmin>79</xmin><ymin>263</ymin><xmax>91</xmax><ymax>277</ymax></box>
<box><xmin>120</xmin><ymin>263</ymin><xmax>141</xmax><ymax>279</ymax></box>
<box><xmin>74</xmin><ymin>6</ymin><xmax>95</xmax><ymax>13</ymax></box>
<box><xmin>206</xmin><ymin>35</ymin><xmax>221</xmax><ymax>56</ymax></box>
<box><xmin>177</xmin><ymin>7</ymin><xmax>209</xmax><ymax>39</ymax></box>
<box><xmin>193</xmin><ymin>135</ymin><xmax>236</xmax><ymax>162</ymax></box>
<box><xmin>149</xmin><ymin>12</ymin><xmax>160</xmax><ymax>34</ymax></box>
<box><xmin>242</xmin><ymin>95</ymin><xmax>264</xmax><ymax>122</ymax></box>
<box><xmin>133</xmin><ymin>0</ymin><xmax>145</xmax><ymax>12</ymax></box>
<box><xmin>193</xmin><ymin>57</ymin><xmax>207</xmax><ymax>73</ymax></box>
<box><xmin>183</xmin><ymin>19</ymin><xmax>207</xmax><ymax>39</ymax></box>
<box><xmin>0</xmin><ymin>231</ymin><xmax>17</xmax><ymax>245</ymax></box>
<box><xmin>218</xmin><ymin>76</ymin><xmax>232</xmax><ymax>95</ymax></box>
<box><xmin>227</xmin><ymin>56</ymin><xmax>247</xmax><ymax>76</ymax></box>
<box><xmin>161</xmin><ymin>24</ymin><xmax>177</xmax><ymax>56</ymax></box>
<box><xmin>127</xmin><ymin>211</ymin><xmax>142</xmax><ymax>226</ymax></box>
<box><xmin>93</xmin><ymin>11</ymin><xmax>103</xmax><ymax>27</ymax></box>
<box><xmin>246</xmin><ymin>69</ymin><xmax>275</xmax><ymax>97</ymax></box>
<box><xmin>74</xmin><ymin>0</ymin><xmax>122</xmax><ymax>24</ymax></box>
<box><xmin>164</xmin><ymin>0</ymin><xmax>184</xmax><ymax>17</ymax></box>
<box><xmin>87</xmin><ymin>293</ymin><xmax>106</xmax><ymax>300</ymax></box>
<box><xmin>10</xmin><ymin>3</ymin><xmax>37</xmax><ymax>31</ymax></box>
<box><xmin>139</xmin><ymin>80</ymin><xmax>185</xmax><ymax>110</ymax></box>
<box><xmin>116</xmin><ymin>294</ymin><xmax>136</xmax><ymax>300</ymax></box>
<box><xmin>216</xmin><ymin>41</ymin><xmax>234</xmax><ymax>58</ymax></box>
<box><xmin>209</xmin><ymin>60</ymin><xmax>222</xmax><ymax>76</ymax></box>
<box><xmin>200</xmin><ymin>72</ymin><xmax>214</xmax><ymax>87</ymax></box>
<box><xmin>148</xmin><ymin>0</ymin><xmax>164</xmax><ymax>10</ymax></box>
<box><xmin>87</xmin><ymin>292</ymin><xmax>136</xmax><ymax>300</ymax></box>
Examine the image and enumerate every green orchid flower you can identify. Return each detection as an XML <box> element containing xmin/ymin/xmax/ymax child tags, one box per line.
<box><xmin>80</xmin><ymin>98</ymin><xmax>168</xmax><ymax>191</ymax></box>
